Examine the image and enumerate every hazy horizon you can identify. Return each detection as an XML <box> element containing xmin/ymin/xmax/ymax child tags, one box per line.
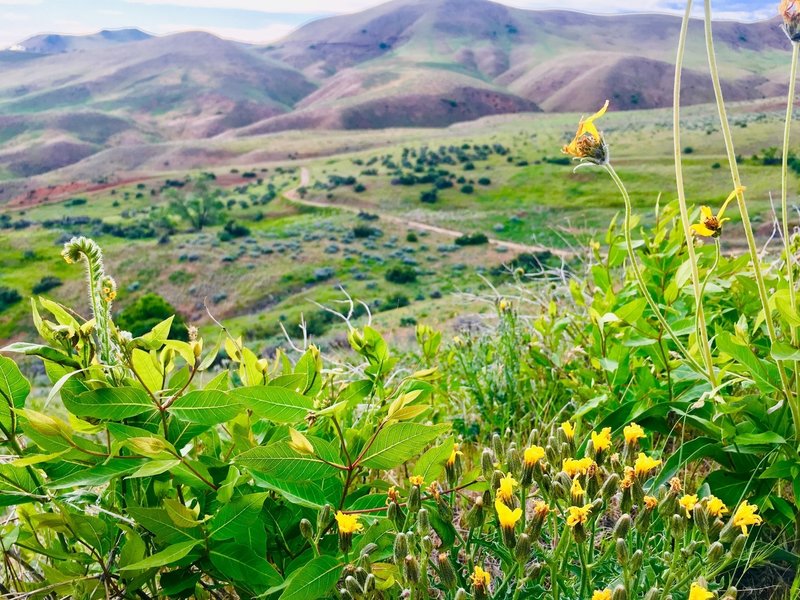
<box><xmin>1</xmin><ymin>0</ymin><xmax>777</xmax><ymax>49</ymax></box>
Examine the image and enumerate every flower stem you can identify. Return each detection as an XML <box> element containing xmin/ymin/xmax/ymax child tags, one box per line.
<box><xmin>672</xmin><ymin>0</ymin><xmax>717</xmax><ymax>387</ymax></box>
<box><xmin>703</xmin><ymin>0</ymin><xmax>796</xmax><ymax>430</ymax></box>
<box><xmin>603</xmin><ymin>163</ymin><xmax>709</xmax><ymax>379</ymax></box>
<box><xmin>782</xmin><ymin>41</ymin><xmax>800</xmax><ymax>398</ymax></box>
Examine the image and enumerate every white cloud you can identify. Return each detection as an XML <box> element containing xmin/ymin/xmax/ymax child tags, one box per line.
<box><xmin>125</xmin><ymin>0</ymin><xmax>379</xmax><ymax>14</ymax></box>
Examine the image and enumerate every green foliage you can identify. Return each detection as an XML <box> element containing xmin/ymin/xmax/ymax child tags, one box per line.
<box><xmin>454</xmin><ymin>232</ymin><xmax>488</xmax><ymax>246</ymax></box>
<box><xmin>116</xmin><ymin>292</ymin><xmax>189</xmax><ymax>340</ymax></box>
<box><xmin>385</xmin><ymin>264</ymin><xmax>417</xmax><ymax>284</ymax></box>
<box><xmin>31</xmin><ymin>275</ymin><xmax>63</xmax><ymax>294</ymax></box>
<box><xmin>0</xmin><ymin>285</ymin><xmax>21</xmax><ymax>311</ymax></box>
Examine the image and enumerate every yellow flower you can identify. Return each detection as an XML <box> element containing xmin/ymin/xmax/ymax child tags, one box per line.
<box><xmin>706</xmin><ymin>495</ymin><xmax>729</xmax><ymax>518</ymax></box>
<box><xmin>561</xmin><ymin>421</ymin><xmax>575</xmax><ymax>440</ymax></box>
<box><xmin>495</xmin><ymin>499</ymin><xmax>522</xmax><ymax>530</ymax></box>
<box><xmin>523</xmin><ymin>445</ymin><xmax>545</xmax><ymax>466</ymax></box>
<box><xmin>563</xmin><ymin>457</ymin><xmax>595</xmax><ymax>477</ymax></box>
<box><xmin>447</xmin><ymin>443</ymin><xmax>463</xmax><ymax>467</ymax></box>
<box><xmin>690</xmin><ymin>187</ymin><xmax>743</xmax><ymax>238</ymax></box>
<box><xmin>288</xmin><ymin>428</ymin><xmax>315</xmax><ymax>455</ymax></box>
<box><xmin>409</xmin><ymin>475</ymin><xmax>424</xmax><ymax>486</ymax></box>
<box><xmin>688</xmin><ymin>582</ymin><xmax>714</xmax><ymax>600</ymax></box>
<box><xmin>623</xmin><ymin>422</ymin><xmax>645</xmax><ymax>445</ymax></box>
<box><xmin>570</xmin><ymin>477</ymin><xmax>585</xmax><ymax>502</ymax></box>
<box><xmin>592</xmin><ymin>590</ymin><xmax>612</xmax><ymax>600</ymax></box>
<box><xmin>732</xmin><ymin>501</ymin><xmax>762</xmax><ymax>535</ymax></box>
<box><xmin>591</xmin><ymin>427</ymin><xmax>612</xmax><ymax>452</ymax></box>
<box><xmin>334</xmin><ymin>511</ymin><xmax>363</xmax><ymax>534</ymax></box>
<box><xmin>566</xmin><ymin>504</ymin><xmax>592</xmax><ymax>527</ymax></box>
<box><xmin>620</xmin><ymin>466</ymin><xmax>635</xmax><ymax>490</ymax></box>
<box><xmin>669</xmin><ymin>477</ymin><xmax>683</xmax><ymax>493</ymax></box>
<box><xmin>497</xmin><ymin>473</ymin><xmax>518</xmax><ymax>503</ymax></box>
<box><xmin>470</xmin><ymin>565</ymin><xmax>491</xmax><ymax>589</ymax></box>
<box><xmin>634</xmin><ymin>453</ymin><xmax>662</xmax><ymax>477</ymax></box>
<box><xmin>643</xmin><ymin>495</ymin><xmax>658</xmax><ymax>510</ymax></box>
<box><xmin>679</xmin><ymin>494</ymin><xmax>698</xmax><ymax>517</ymax></box>
<box><xmin>533</xmin><ymin>500</ymin><xmax>549</xmax><ymax>517</ymax></box>
<box><xmin>562</xmin><ymin>100</ymin><xmax>610</xmax><ymax>164</ymax></box>
<box><xmin>387</xmin><ymin>486</ymin><xmax>399</xmax><ymax>504</ymax></box>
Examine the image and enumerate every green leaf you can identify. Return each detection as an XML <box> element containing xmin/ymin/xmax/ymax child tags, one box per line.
<box><xmin>412</xmin><ymin>437</ymin><xmax>454</xmax><ymax>483</ymax></box>
<box><xmin>771</xmin><ymin>341</ymin><xmax>800</xmax><ymax>361</ymax></box>
<box><xmin>127</xmin><ymin>507</ymin><xmax>202</xmax><ymax>545</ymax></box>
<box><xmin>209</xmin><ymin>493</ymin><xmax>269</xmax><ymax>541</ymax></box>
<box><xmin>136</xmin><ymin>316</ymin><xmax>174</xmax><ymax>350</ymax></box>
<box><xmin>47</xmin><ymin>459</ymin><xmax>146</xmax><ymax>489</ymax></box>
<box><xmin>229</xmin><ymin>386</ymin><xmax>313</xmax><ymax>423</ymax></box>
<box><xmin>235</xmin><ymin>438</ymin><xmax>341</xmax><ymax>481</ymax></box>
<box><xmin>169</xmin><ymin>390</ymin><xmax>241</xmax><ymax>425</ymax></box>
<box><xmin>210</xmin><ymin>543</ymin><xmax>283</xmax><ymax>589</ymax></box>
<box><xmin>360</xmin><ymin>423</ymin><xmax>449</xmax><ymax>469</ymax></box>
<box><xmin>132</xmin><ymin>349</ymin><xmax>164</xmax><ymax>395</ymax></box>
<box><xmin>732</xmin><ymin>432</ymin><xmax>786</xmax><ymax>446</ymax></box>
<box><xmin>717</xmin><ymin>333</ymin><xmax>781</xmax><ymax>395</ymax></box>
<box><xmin>128</xmin><ymin>459</ymin><xmax>182</xmax><ymax>479</ymax></box>
<box><xmin>65</xmin><ymin>387</ymin><xmax>156</xmax><ymax>420</ymax></box>
<box><xmin>0</xmin><ymin>342</ymin><xmax>81</xmax><ymax>368</ymax></box>
<box><xmin>0</xmin><ymin>464</ymin><xmax>39</xmax><ymax>506</ymax></box>
<box><xmin>0</xmin><ymin>356</ymin><xmax>30</xmax><ymax>433</ymax></box>
<box><xmin>280</xmin><ymin>555</ymin><xmax>342</xmax><ymax>600</ymax></box>
<box><xmin>120</xmin><ymin>540</ymin><xmax>201</xmax><ymax>571</ymax></box>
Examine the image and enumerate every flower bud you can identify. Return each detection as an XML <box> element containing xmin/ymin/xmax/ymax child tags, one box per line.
<box><xmin>721</xmin><ymin>586</ymin><xmax>737</xmax><ymax>600</ymax></box>
<box><xmin>612</xmin><ymin>514</ymin><xmax>631</xmax><ymax>539</ymax></box>
<box><xmin>630</xmin><ymin>549</ymin><xmax>643</xmax><ymax>572</ymax></box>
<box><xmin>394</xmin><ymin>533</ymin><xmax>409</xmax><ymax>562</ymax></box>
<box><xmin>416</xmin><ymin>508</ymin><xmax>430</xmax><ymax>534</ymax></box>
<box><xmin>481</xmin><ymin>449</ymin><xmax>495</xmax><ymax>481</ymax></box>
<box><xmin>600</xmin><ymin>473</ymin><xmax>619</xmax><ymax>502</ymax></box>
<box><xmin>345</xmin><ymin>576</ymin><xmax>363</xmax><ymax>598</ymax></box>
<box><xmin>436</xmin><ymin>493</ymin><xmax>453</xmax><ymax>521</ymax></box>
<box><xmin>437</xmin><ymin>553</ymin><xmax>457</xmax><ymax>590</ymax></box>
<box><xmin>693</xmin><ymin>503</ymin><xmax>709</xmax><ymax>533</ymax></box>
<box><xmin>387</xmin><ymin>500</ymin><xmax>401</xmax><ymax>528</ymax></box>
<box><xmin>455</xmin><ymin>589</ymin><xmax>467</xmax><ymax>600</ymax></box>
<box><xmin>491</xmin><ymin>470</ymin><xmax>503</xmax><ymax>492</ymax></box>
<box><xmin>339</xmin><ymin>588</ymin><xmax>353</xmax><ymax>600</ymax></box>
<box><xmin>403</xmin><ymin>555</ymin><xmax>420</xmax><ymax>584</ymax></box>
<box><xmin>507</xmin><ymin>446</ymin><xmax>522</xmax><ymax>477</ymax></box>
<box><xmin>465</xmin><ymin>495</ymin><xmax>486</xmax><ymax>529</ymax></box>
<box><xmin>421</xmin><ymin>535</ymin><xmax>434</xmax><ymax>554</ymax></box>
<box><xmin>514</xmin><ymin>533</ymin><xmax>532</xmax><ymax>563</ymax></box>
<box><xmin>616</xmin><ymin>538</ymin><xmax>628</xmax><ymax>565</ymax></box>
<box><xmin>708</xmin><ymin>541</ymin><xmax>724</xmax><ymax>562</ymax></box>
<box><xmin>644</xmin><ymin>587</ymin><xmax>660</xmax><ymax>600</ymax></box>
<box><xmin>526</xmin><ymin>562</ymin><xmax>544</xmax><ymax>580</ymax></box>
<box><xmin>354</xmin><ymin>567</ymin><xmax>368</xmax><ymax>587</ymax></box>
<box><xmin>318</xmin><ymin>504</ymin><xmax>333</xmax><ymax>531</ymax></box>
<box><xmin>407</xmin><ymin>484</ymin><xmax>421</xmax><ymax>514</ymax></box>
<box><xmin>730</xmin><ymin>533</ymin><xmax>747</xmax><ymax>558</ymax></box>
<box><xmin>613</xmin><ymin>585</ymin><xmax>628</xmax><ymax>600</ymax></box>
<box><xmin>492</xmin><ymin>434</ymin><xmax>503</xmax><ymax>461</ymax></box>
<box><xmin>671</xmin><ymin>513</ymin><xmax>685</xmax><ymax>537</ymax></box>
<box><xmin>300</xmin><ymin>518</ymin><xmax>314</xmax><ymax>542</ymax></box>
<box><xmin>363</xmin><ymin>574</ymin><xmax>376</xmax><ymax>594</ymax></box>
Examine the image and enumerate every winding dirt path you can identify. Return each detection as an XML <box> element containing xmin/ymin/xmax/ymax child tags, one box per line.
<box><xmin>284</xmin><ymin>167</ymin><xmax>574</xmax><ymax>258</ymax></box>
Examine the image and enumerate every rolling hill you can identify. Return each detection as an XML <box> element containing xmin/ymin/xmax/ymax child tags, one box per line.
<box><xmin>0</xmin><ymin>0</ymin><xmax>793</xmax><ymax>194</ymax></box>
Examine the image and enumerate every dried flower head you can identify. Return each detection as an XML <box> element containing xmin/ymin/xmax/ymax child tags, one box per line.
<box><xmin>781</xmin><ymin>0</ymin><xmax>800</xmax><ymax>41</ymax></box>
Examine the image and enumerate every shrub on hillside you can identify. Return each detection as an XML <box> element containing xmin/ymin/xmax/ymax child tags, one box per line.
<box><xmin>385</xmin><ymin>264</ymin><xmax>417</xmax><ymax>284</ymax></box>
<box><xmin>31</xmin><ymin>276</ymin><xmax>63</xmax><ymax>295</ymax></box>
<box><xmin>455</xmin><ymin>232</ymin><xmax>488</xmax><ymax>246</ymax></box>
<box><xmin>116</xmin><ymin>292</ymin><xmax>189</xmax><ymax>340</ymax></box>
<box><xmin>0</xmin><ymin>286</ymin><xmax>21</xmax><ymax>311</ymax></box>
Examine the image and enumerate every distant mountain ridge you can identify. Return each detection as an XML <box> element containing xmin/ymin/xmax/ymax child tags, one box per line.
<box><xmin>0</xmin><ymin>0</ymin><xmax>792</xmax><ymax>188</ymax></box>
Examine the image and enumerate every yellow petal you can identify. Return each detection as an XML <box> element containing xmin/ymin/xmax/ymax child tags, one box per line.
<box><xmin>691</xmin><ymin>224</ymin><xmax>714</xmax><ymax>237</ymax></box>
<box><xmin>700</xmin><ymin>206</ymin><xmax>713</xmax><ymax>219</ymax></box>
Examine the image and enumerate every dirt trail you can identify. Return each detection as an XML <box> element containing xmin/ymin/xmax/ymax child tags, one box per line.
<box><xmin>284</xmin><ymin>167</ymin><xmax>574</xmax><ymax>258</ymax></box>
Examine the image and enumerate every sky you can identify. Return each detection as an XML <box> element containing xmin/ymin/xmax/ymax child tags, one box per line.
<box><xmin>0</xmin><ymin>0</ymin><xmax>777</xmax><ymax>50</ymax></box>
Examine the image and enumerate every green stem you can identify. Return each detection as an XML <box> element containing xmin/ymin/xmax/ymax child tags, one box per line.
<box><xmin>604</xmin><ymin>163</ymin><xmax>709</xmax><ymax>379</ymax></box>
<box><xmin>672</xmin><ymin>0</ymin><xmax>717</xmax><ymax>387</ymax></box>
<box><xmin>694</xmin><ymin>240</ymin><xmax>721</xmax><ymax>345</ymax></box>
<box><xmin>782</xmin><ymin>42</ymin><xmax>800</xmax><ymax>400</ymax></box>
<box><xmin>703</xmin><ymin>0</ymin><xmax>796</xmax><ymax>431</ymax></box>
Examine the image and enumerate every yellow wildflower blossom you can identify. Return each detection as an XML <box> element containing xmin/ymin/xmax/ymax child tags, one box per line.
<box><xmin>592</xmin><ymin>590</ymin><xmax>612</xmax><ymax>600</ymax></box>
<box><xmin>409</xmin><ymin>475</ymin><xmax>424</xmax><ymax>486</ymax></box>
<box><xmin>690</xmin><ymin>187</ymin><xmax>743</xmax><ymax>238</ymax></box>
<box><xmin>732</xmin><ymin>501</ymin><xmax>762</xmax><ymax>535</ymax></box>
<box><xmin>497</xmin><ymin>473</ymin><xmax>518</xmax><ymax>503</ymax></box>
<box><xmin>643</xmin><ymin>495</ymin><xmax>658</xmax><ymax>510</ymax></box>
<box><xmin>688</xmin><ymin>582</ymin><xmax>714</xmax><ymax>600</ymax></box>
<box><xmin>523</xmin><ymin>445</ymin><xmax>546</xmax><ymax>466</ymax></box>
<box><xmin>571</xmin><ymin>477</ymin><xmax>585</xmax><ymax>502</ymax></box>
<box><xmin>562</xmin><ymin>100</ymin><xmax>610</xmax><ymax>164</ymax></box>
<box><xmin>470</xmin><ymin>565</ymin><xmax>491</xmax><ymax>589</ymax></box>
<box><xmin>634</xmin><ymin>452</ymin><xmax>662</xmax><ymax>477</ymax></box>
<box><xmin>561</xmin><ymin>421</ymin><xmax>575</xmax><ymax>440</ymax></box>
<box><xmin>563</xmin><ymin>457</ymin><xmax>595</xmax><ymax>477</ymax></box>
<box><xmin>566</xmin><ymin>504</ymin><xmax>593</xmax><ymax>527</ymax></box>
<box><xmin>591</xmin><ymin>427</ymin><xmax>612</xmax><ymax>452</ymax></box>
<box><xmin>623</xmin><ymin>422</ymin><xmax>646</xmax><ymax>445</ymax></box>
<box><xmin>495</xmin><ymin>499</ymin><xmax>522</xmax><ymax>530</ymax></box>
<box><xmin>335</xmin><ymin>511</ymin><xmax>363</xmax><ymax>534</ymax></box>
<box><xmin>706</xmin><ymin>495</ymin><xmax>729</xmax><ymax>518</ymax></box>
<box><xmin>533</xmin><ymin>500</ymin><xmax>549</xmax><ymax>518</ymax></box>
<box><xmin>447</xmin><ymin>443</ymin><xmax>463</xmax><ymax>467</ymax></box>
<box><xmin>679</xmin><ymin>494</ymin><xmax>698</xmax><ymax>518</ymax></box>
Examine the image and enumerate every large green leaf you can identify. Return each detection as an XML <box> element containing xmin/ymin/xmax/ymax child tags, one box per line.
<box><xmin>280</xmin><ymin>555</ymin><xmax>342</xmax><ymax>600</ymax></box>
<box><xmin>717</xmin><ymin>333</ymin><xmax>781</xmax><ymax>395</ymax></box>
<box><xmin>209</xmin><ymin>542</ymin><xmax>283</xmax><ymax>589</ymax></box>
<box><xmin>169</xmin><ymin>390</ymin><xmax>241</xmax><ymax>425</ymax></box>
<box><xmin>127</xmin><ymin>507</ymin><xmax>203</xmax><ymax>545</ymax></box>
<box><xmin>65</xmin><ymin>387</ymin><xmax>156</xmax><ymax>420</ymax></box>
<box><xmin>47</xmin><ymin>459</ymin><xmax>146</xmax><ymax>490</ymax></box>
<box><xmin>360</xmin><ymin>423</ymin><xmax>449</xmax><ymax>469</ymax></box>
<box><xmin>120</xmin><ymin>540</ymin><xmax>201</xmax><ymax>571</ymax></box>
<box><xmin>412</xmin><ymin>437</ymin><xmax>454</xmax><ymax>483</ymax></box>
<box><xmin>0</xmin><ymin>464</ymin><xmax>39</xmax><ymax>506</ymax></box>
<box><xmin>209</xmin><ymin>493</ymin><xmax>269</xmax><ymax>541</ymax></box>
<box><xmin>0</xmin><ymin>356</ymin><xmax>29</xmax><ymax>433</ymax></box>
<box><xmin>229</xmin><ymin>386</ymin><xmax>313</xmax><ymax>423</ymax></box>
<box><xmin>234</xmin><ymin>438</ymin><xmax>342</xmax><ymax>482</ymax></box>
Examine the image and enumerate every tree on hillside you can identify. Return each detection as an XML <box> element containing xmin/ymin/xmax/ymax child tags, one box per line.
<box><xmin>116</xmin><ymin>293</ymin><xmax>189</xmax><ymax>340</ymax></box>
<box><xmin>167</xmin><ymin>180</ymin><xmax>224</xmax><ymax>231</ymax></box>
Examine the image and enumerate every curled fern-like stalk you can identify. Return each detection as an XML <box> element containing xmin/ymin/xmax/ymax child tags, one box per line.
<box><xmin>62</xmin><ymin>236</ymin><xmax>119</xmax><ymax>366</ymax></box>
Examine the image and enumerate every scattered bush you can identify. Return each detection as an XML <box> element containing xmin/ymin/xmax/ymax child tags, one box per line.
<box><xmin>116</xmin><ymin>292</ymin><xmax>189</xmax><ymax>340</ymax></box>
<box><xmin>455</xmin><ymin>232</ymin><xmax>488</xmax><ymax>245</ymax></box>
<box><xmin>0</xmin><ymin>285</ymin><xmax>21</xmax><ymax>311</ymax></box>
<box><xmin>31</xmin><ymin>276</ymin><xmax>63</xmax><ymax>295</ymax></box>
<box><xmin>385</xmin><ymin>264</ymin><xmax>418</xmax><ymax>284</ymax></box>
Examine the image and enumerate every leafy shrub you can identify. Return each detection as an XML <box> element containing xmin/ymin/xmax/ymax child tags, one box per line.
<box><xmin>219</xmin><ymin>220</ymin><xmax>250</xmax><ymax>241</ymax></box>
<box><xmin>353</xmin><ymin>224</ymin><xmax>381</xmax><ymax>238</ymax></box>
<box><xmin>420</xmin><ymin>189</ymin><xmax>438</xmax><ymax>203</ymax></box>
<box><xmin>0</xmin><ymin>285</ymin><xmax>21</xmax><ymax>311</ymax></box>
<box><xmin>460</xmin><ymin>184</ymin><xmax>474</xmax><ymax>194</ymax></box>
<box><xmin>406</xmin><ymin>231</ymin><xmax>418</xmax><ymax>242</ymax></box>
<box><xmin>116</xmin><ymin>292</ymin><xmax>189</xmax><ymax>340</ymax></box>
<box><xmin>455</xmin><ymin>232</ymin><xmax>488</xmax><ymax>246</ymax></box>
<box><xmin>31</xmin><ymin>276</ymin><xmax>63</xmax><ymax>294</ymax></box>
<box><xmin>385</xmin><ymin>264</ymin><xmax>418</xmax><ymax>284</ymax></box>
